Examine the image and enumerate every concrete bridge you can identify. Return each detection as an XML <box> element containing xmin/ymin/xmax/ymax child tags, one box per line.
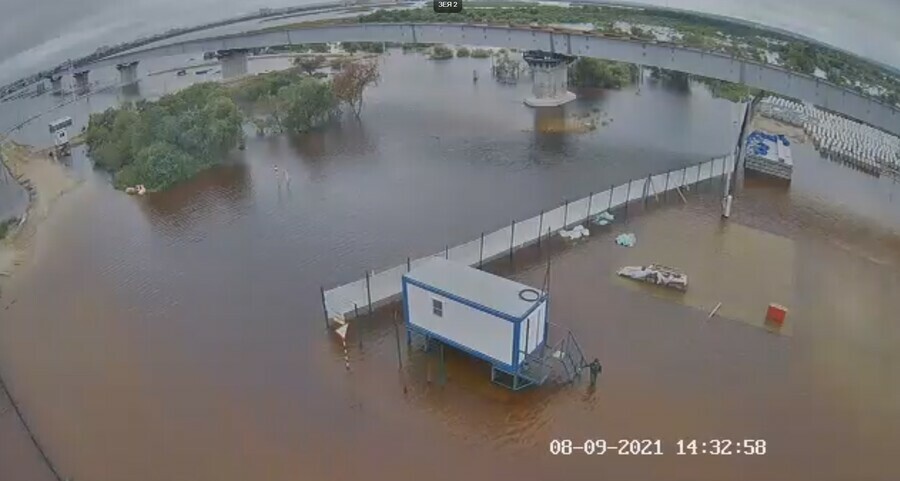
<box><xmin>86</xmin><ymin>22</ymin><xmax>900</xmax><ymax>136</ymax></box>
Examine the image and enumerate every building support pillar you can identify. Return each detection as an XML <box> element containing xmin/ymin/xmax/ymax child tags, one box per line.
<box><xmin>49</xmin><ymin>75</ymin><xmax>63</xmax><ymax>94</ymax></box>
<box><xmin>116</xmin><ymin>61</ymin><xmax>139</xmax><ymax>85</ymax></box>
<box><xmin>523</xmin><ymin>50</ymin><xmax>576</xmax><ymax>108</ymax></box>
<box><xmin>73</xmin><ymin>70</ymin><xmax>90</xmax><ymax>93</ymax></box>
<box><xmin>218</xmin><ymin>50</ymin><xmax>249</xmax><ymax>79</ymax></box>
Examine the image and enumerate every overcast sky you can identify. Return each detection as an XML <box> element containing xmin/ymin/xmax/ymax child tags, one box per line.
<box><xmin>0</xmin><ymin>0</ymin><xmax>897</xmax><ymax>85</ymax></box>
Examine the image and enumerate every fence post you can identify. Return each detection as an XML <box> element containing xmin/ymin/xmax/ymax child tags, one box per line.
<box><xmin>394</xmin><ymin>320</ymin><xmax>403</xmax><ymax>370</ymax></box>
<box><xmin>509</xmin><ymin>220</ymin><xmax>516</xmax><ymax>262</ymax></box>
<box><xmin>445</xmin><ymin>245</ymin><xmax>449</xmax><ymax>259</ymax></box>
<box><xmin>407</xmin><ymin>257</ymin><xmax>411</xmax><ymax>272</ymax></box>
<box><xmin>642</xmin><ymin>175</ymin><xmax>650</xmax><ymax>206</ymax></box>
<box><xmin>320</xmin><ymin>286</ymin><xmax>329</xmax><ymax>329</ymax></box>
<box><xmin>664</xmin><ymin>171</ymin><xmax>670</xmax><ymax>201</ymax></box>
<box><xmin>681</xmin><ymin>166</ymin><xmax>687</xmax><ymax>191</ymax></box>
<box><xmin>355</xmin><ymin>303</ymin><xmax>362</xmax><ymax>347</ymax></box>
<box><xmin>586</xmin><ymin>192</ymin><xmax>593</xmax><ymax>221</ymax></box>
<box><xmin>608</xmin><ymin>184</ymin><xmax>613</xmax><ymax>211</ymax></box>
<box><xmin>537</xmin><ymin>210</ymin><xmax>544</xmax><ymax>247</ymax></box>
<box><xmin>365</xmin><ymin>270</ymin><xmax>373</xmax><ymax>315</ymax></box>
<box><xmin>479</xmin><ymin>232</ymin><xmax>485</xmax><ymax>269</ymax></box>
<box><xmin>624</xmin><ymin>180</ymin><xmax>632</xmax><ymax>221</ymax></box>
<box><xmin>563</xmin><ymin>199</ymin><xmax>569</xmax><ymax>228</ymax></box>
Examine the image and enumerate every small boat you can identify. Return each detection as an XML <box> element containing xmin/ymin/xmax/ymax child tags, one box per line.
<box><xmin>617</xmin><ymin>264</ymin><xmax>688</xmax><ymax>291</ymax></box>
<box><xmin>176</xmin><ymin>69</ymin><xmax>187</xmax><ymax>76</ymax></box>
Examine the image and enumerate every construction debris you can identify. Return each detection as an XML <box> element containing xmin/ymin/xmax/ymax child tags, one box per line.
<box><xmin>615</xmin><ymin>233</ymin><xmax>636</xmax><ymax>247</ymax></box>
<box><xmin>708</xmin><ymin>302</ymin><xmax>723</xmax><ymax>319</ymax></box>
<box><xmin>590</xmin><ymin>211</ymin><xmax>615</xmax><ymax>226</ymax></box>
<box><xmin>559</xmin><ymin>224</ymin><xmax>590</xmax><ymax>240</ymax></box>
<box><xmin>617</xmin><ymin>264</ymin><xmax>688</xmax><ymax>291</ymax></box>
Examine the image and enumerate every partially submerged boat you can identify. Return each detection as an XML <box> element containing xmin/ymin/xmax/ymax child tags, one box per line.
<box><xmin>617</xmin><ymin>264</ymin><xmax>688</xmax><ymax>291</ymax></box>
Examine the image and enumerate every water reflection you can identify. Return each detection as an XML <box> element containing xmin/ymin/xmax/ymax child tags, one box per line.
<box><xmin>288</xmin><ymin>116</ymin><xmax>376</xmax><ymax>160</ymax></box>
<box><xmin>531</xmin><ymin>106</ymin><xmax>571</xmax><ymax>154</ymax></box>
<box><xmin>121</xmin><ymin>82</ymin><xmax>141</xmax><ymax>100</ymax></box>
<box><xmin>138</xmin><ymin>160</ymin><xmax>252</xmax><ymax>238</ymax></box>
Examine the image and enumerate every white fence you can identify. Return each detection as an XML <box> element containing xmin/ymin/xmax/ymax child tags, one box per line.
<box><xmin>321</xmin><ymin>153</ymin><xmax>735</xmax><ymax>323</ymax></box>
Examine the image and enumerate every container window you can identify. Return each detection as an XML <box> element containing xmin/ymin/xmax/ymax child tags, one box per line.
<box><xmin>432</xmin><ymin>299</ymin><xmax>443</xmax><ymax>317</ymax></box>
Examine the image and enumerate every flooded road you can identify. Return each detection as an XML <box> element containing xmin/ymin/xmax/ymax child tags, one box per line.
<box><xmin>1</xmin><ymin>51</ymin><xmax>899</xmax><ymax>480</ymax></box>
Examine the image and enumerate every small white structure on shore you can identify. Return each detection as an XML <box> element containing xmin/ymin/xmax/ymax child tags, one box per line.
<box><xmin>403</xmin><ymin>258</ymin><xmax>548</xmax><ymax>389</ymax></box>
<box><xmin>48</xmin><ymin>116</ymin><xmax>73</xmax><ymax>156</ymax></box>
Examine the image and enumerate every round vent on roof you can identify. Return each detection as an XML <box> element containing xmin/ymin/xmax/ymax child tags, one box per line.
<box><xmin>518</xmin><ymin>288</ymin><xmax>541</xmax><ymax>302</ymax></box>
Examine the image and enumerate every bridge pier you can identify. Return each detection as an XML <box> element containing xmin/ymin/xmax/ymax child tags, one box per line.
<box><xmin>73</xmin><ymin>70</ymin><xmax>90</xmax><ymax>93</ymax></box>
<box><xmin>49</xmin><ymin>75</ymin><xmax>63</xmax><ymax>94</ymax></box>
<box><xmin>116</xmin><ymin>61</ymin><xmax>139</xmax><ymax>85</ymax></box>
<box><xmin>218</xmin><ymin>49</ymin><xmax>249</xmax><ymax>79</ymax></box>
<box><xmin>523</xmin><ymin>50</ymin><xmax>576</xmax><ymax>108</ymax></box>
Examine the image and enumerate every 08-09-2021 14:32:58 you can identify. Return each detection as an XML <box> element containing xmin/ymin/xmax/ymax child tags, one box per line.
<box><xmin>549</xmin><ymin>439</ymin><xmax>768</xmax><ymax>456</ymax></box>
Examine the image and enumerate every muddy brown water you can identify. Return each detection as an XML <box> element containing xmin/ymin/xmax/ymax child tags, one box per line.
<box><xmin>1</xmin><ymin>52</ymin><xmax>900</xmax><ymax>480</ymax></box>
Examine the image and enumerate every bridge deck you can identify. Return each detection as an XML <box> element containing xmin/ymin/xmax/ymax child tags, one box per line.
<box><xmin>322</xmin><ymin>153</ymin><xmax>735</xmax><ymax>322</ymax></box>
<box><xmin>88</xmin><ymin>22</ymin><xmax>900</xmax><ymax>137</ymax></box>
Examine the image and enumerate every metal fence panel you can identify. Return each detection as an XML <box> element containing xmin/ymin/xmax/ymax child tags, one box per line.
<box><xmin>543</xmin><ymin>205</ymin><xmax>567</xmax><ymax>233</ymax></box>
<box><xmin>324</xmin><ymin>278</ymin><xmax>367</xmax><ymax>318</ymax></box>
<box><xmin>627</xmin><ymin>178</ymin><xmax>647</xmax><ymax>202</ymax></box>
<box><xmin>483</xmin><ymin>226</ymin><xmax>512</xmax><ymax>264</ymax></box>
<box><xmin>513</xmin><ymin>215</ymin><xmax>542</xmax><ymax>249</ymax></box>
<box><xmin>588</xmin><ymin>189</ymin><xmax>612</xmax><ymax>216</ymax></box>
<box><xmin>567</xmin><ymin>197</ymin><xmax>590</xmax><ymax>226</ymax></box>
<box><xmin>370</xmin><ymin>264</ymin><xmax>407</xmax><ymax>307</ymax></box>
<box><xmin>683</xmin><ymin>164</ymin><xmax>700</xmax><ymax>187</ymax></box>
<box><xmin>448</xmin><ymin>237</ymin><xmax>483</xmax><ymax>266</ymax></box>
<box><xmin>649</xmin><ymin>173</ymin><xmax>667</xmax><ymax>196</ymax></box>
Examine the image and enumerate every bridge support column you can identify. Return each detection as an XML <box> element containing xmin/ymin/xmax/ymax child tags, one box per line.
<box><xmin>116</xmin><ymin>61</ymin><xmax>139</xmax><ymax>85</ymax></box>
<box><xmin>523</xmin><ymin>50</ymin><xmax>575</xmax><ymax>108</ymax></box>
<box><xmin>73</xmin><ymin>70</ymin><xmax>90</xmax><ymax>93</ymax></box>
<box><xmin>218</xmin><ymin>50</ymin><xmax>249</xmax><ymax>79</ymax></box>
<box><xmin>49</xmin><ymin>75</ymin><xmax>63</xmax><ymax>94</ymax></box>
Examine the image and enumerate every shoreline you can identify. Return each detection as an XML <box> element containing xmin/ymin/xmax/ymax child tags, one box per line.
<box><xmin>0</xmin><ymin>140</ymin><xmax>77</xmax><ymax>481</ymax></box>
<box><xmin>0</xmin><ymin>141</ymin><xmax>78</xmax><ymax>287</ymax></box>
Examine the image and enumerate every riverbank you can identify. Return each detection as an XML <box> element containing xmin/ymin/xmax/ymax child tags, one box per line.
<box><xmin>0</xmin><ymin>142</ymin><xmax>77</xmax><ymax>283</ymax></box>
<box><xmin>0</xmin><ymin>141</ymin><xmax>75</xmax><ymax>481</ymax></box>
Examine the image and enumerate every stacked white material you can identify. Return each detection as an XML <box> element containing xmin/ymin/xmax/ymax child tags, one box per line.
<box><xmin>758</xmin><ymin>96</ymin><xmax>900</xmax><ymax>177</ymax></box>
<box><xmin>758</xmin><ymin>96</ymin><xmax>808</xmax><ymax>127</ymax></box>
<box><xmin>745</xmin><ymin>130</ymin><xmax>793</xmax><ymax>180</ymax></box>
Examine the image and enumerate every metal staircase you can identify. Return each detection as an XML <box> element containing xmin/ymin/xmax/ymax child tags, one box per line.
<box><xmin>511</xmin><ymin>322</ymin><xmax>588</xmax><ymax>388</ymax></box>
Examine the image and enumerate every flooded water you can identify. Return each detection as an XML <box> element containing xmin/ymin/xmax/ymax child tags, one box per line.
<box><xmin>0</xmin><ymin>159</ymin><xmax>27</xmax><ymax>223</ymax></box>
<box><xmin>1</xmin><ymin>51</ymin><xmax>899</xmax><ymax>481</ymax></box>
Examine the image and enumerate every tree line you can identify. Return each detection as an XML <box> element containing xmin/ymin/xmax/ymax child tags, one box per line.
<box><xmin>86</xmin><ymin>59</ymin><xmax>380</xmax><ymax>191</ymax></box>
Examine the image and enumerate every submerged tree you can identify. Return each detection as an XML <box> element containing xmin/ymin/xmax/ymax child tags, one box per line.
<box><xmin>294</xmin><ymin>55</ymin><xmax>326</xmax><ymax>75</ymax></box>
<box><xmin>332</xmin><ymin>60</ymin><xmax>381</xmax><ymax>118</ymax></box>
<box><xmin>274</xmin><ymin>77</ymin><xmax>338</xmax><ymax>132</ymax></box>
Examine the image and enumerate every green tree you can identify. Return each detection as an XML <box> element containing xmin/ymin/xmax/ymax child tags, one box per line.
<box><xmin>569</xmin><ymin>58</ymin><xmax>637</xmax><ymax>89</ymax></box>
<box><xmin>781</xmin><ymin>42</ymin><xmax>816</xmax><ymax>74</ymax></box>
<box><xmin>85</xmin><ymin>83</ymin><xmax>243</xmax><ymax>191</ymax></box>
<box><xmin>275</xmin><ymin>78</ymin><xmax>338</xmax><ymax>132</ymax></box>
<box><xmin>294</xmin><ymin>55</ymin><xmax>326</xmax><ymax>75</ymax></box>
<box><xmin>430</xmin><ymin>45</ymin><xmax>453</xmax><ymax>60</ymax></box>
